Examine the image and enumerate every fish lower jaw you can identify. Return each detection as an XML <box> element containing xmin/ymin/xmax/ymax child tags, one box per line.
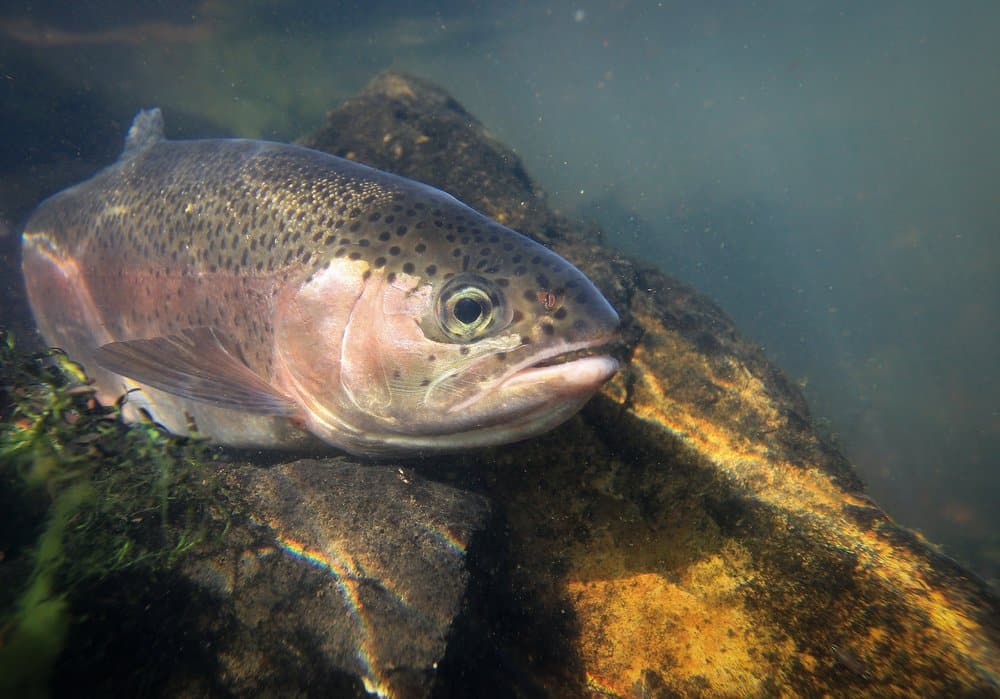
<box><xmin>501</xmin><ymin>354</ymin><xmax>619</xmax><ymax>391</ymax></box>
<box><xmin>444</xmin><ymin>338</ymin><xmax>619</xmax><ymax>415</ymax></box>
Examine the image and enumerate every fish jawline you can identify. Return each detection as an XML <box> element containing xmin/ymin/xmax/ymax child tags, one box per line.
<box><xmin>446</xmin><ymin>339</ymin><xmax>618</xmax><ymax>415</ymax></box>
<box><xmin>501</xmin><ymin>354</ymin><xmax>619</xmax><ymax>391</ymax></box>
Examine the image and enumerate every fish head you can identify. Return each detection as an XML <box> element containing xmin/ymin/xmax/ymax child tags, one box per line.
<box><xmin>275</xmin><ymin>218</ymin><xmax>619</xmax><ymax>455</ymax></box>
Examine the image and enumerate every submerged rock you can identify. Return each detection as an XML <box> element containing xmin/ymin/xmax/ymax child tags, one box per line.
<box><xmin>195</xmin><ymin>460</ymin><xmax>490</xmax><ymax>697</ymax></box>
<box><xmin>49</xmin><ymin>458</ymin><xmax>490</xmax><ymax>699</ymax></box>
<box><xmin>7</xmin><ymin>71</ymin><xmax>998</xmax><ymax>697</ymax></box>
<box><xmin>301</xmin><ymin>71</ymin><xmax>999</xmax><ymax>696</ymax></box>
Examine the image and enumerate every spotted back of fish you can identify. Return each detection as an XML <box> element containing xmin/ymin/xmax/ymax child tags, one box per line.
<box><xmin>22</xmin><ymin>109</ymin><xmax>619</xmax><ymax>453</ymax></box>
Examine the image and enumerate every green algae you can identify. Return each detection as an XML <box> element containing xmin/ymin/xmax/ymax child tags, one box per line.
<box><xmin>0</xmin><ymin>330</ymin><xmax>219</xmax><ymax>697</ymax></box>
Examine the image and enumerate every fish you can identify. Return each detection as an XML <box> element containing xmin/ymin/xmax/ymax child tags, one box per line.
<box><xmin>21</xmin><ymin>109</ymin><xmax>619</xmax><ymax>455</ymax></box>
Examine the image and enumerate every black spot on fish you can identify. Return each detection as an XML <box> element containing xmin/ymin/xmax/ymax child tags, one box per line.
<box><xmin>425</xmin><ymin>264</ymin><xmax>437</xmax><ymax>276</ymax></box>
<box><xmin>403</xmin><ymin>262</ymin><xmax>415</xmax><ymax>274</ymax></box>
<box><xmin>389</xmin><ymin>246</ymin><xmax>400</xmax><ymax>256</ymax></box>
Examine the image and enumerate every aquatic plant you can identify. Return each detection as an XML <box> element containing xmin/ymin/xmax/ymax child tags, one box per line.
<box><xmin>0</xmin><ymin>330</ymin><xmax>219</xmax><ymax>696</ymax></box>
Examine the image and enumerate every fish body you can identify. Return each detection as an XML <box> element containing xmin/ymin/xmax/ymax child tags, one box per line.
<box><xmin>21</xmin><ymin>109</ymin><xmax>618</xmax><ymax>455</ymax></box>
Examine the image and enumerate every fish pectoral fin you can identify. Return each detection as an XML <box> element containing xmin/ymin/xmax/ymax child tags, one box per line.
<box><xmin>94</xmin><ymin>327</ymin><xmax>298</xmax><ymax>417</ymax></box>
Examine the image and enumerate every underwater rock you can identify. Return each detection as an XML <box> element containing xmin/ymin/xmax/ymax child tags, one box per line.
<box><xmin>302</xmin><ymin>71</ymin><xmax>999</xmax><ymax>696</ymax></box>
<box><xmin>186</xmin><ymin>459</ymin><xmax>491</xmax><ymax>698</ymax></box>
<box><xmin>66</xmin><ymin>458</ymin><xmax>491</xmax><ymax>699</ymax></box>
<box><xmin>8</xmin><ymin>71</ymin><xmax>998</xmax><ymax>697</ymax></box>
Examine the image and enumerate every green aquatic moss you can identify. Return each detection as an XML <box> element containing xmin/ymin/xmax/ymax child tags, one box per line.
<box><xmin>0</xmin><ymin>330</ymin><xmax>220</xmax><ymax>695</ymax></box>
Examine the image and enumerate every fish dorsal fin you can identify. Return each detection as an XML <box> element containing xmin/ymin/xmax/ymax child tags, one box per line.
<box><xmin>94</xmin><ymin>327</ymin><xmax>298</xmax><ymax>417</ymax></box>
<box><xmin>122</xmin><ymin>107</ymin><xmax>165</xmax><ymax>159</ymax></box>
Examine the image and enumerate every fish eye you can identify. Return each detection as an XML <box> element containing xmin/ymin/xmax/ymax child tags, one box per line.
<box><xmin>438</xmin><ymin>275</ymin><xmax>502</xmax><ymax>342</ymax></box>
<box><xmin>454</xmin><ymin>296</ymin><xmax>484</xmax><ymax>324</ymax></box>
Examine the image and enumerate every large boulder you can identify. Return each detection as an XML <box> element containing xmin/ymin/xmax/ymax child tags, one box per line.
<box><xmin>300</xmin><ymin>71</ymin><xmax>999</xmax><ymax>697</ymax></box>
<box><xmin>6</xmin><ymin>71</ymin><xmax>997</xmax><ymax>698</ymax></box>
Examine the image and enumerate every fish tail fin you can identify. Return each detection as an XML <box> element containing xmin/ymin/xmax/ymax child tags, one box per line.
<box><xmin>122</xmin><ymin>108</ymin><xmax>164</xmax><ymax>158</ymax></box>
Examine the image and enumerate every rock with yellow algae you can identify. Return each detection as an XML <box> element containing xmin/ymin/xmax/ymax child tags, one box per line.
<box><xmin>6</xmin><ymin>70</ymin><xmax>998</xmax><ymax>699</ymax></box>
<box><xmin>306</xmin><ymin>71</ymin><xmax>999</xmax><ymax>697</ymax></box>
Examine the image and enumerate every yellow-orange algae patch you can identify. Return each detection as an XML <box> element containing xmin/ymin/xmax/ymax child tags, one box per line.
<box><xmin>615</xmin><ymin>311</ymin><xmax>997</xmax><ymax>689</ymax></box>
<box><xmin>567</xmin><ymin>544</ymin><xmax>789</xmax><ymax>697</ymax></box>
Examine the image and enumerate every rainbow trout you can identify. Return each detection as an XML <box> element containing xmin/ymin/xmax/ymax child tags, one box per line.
<box><xmin>21</xmin><ymin>109</ymin><xmax>619</xmax><ymax>455</ymax></box>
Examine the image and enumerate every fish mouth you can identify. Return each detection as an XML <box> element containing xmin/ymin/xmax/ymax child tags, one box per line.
<box><xmin>445</xmin><ymin>337</ymin><xmax>618</xmax><ymax>415</ymax></box>
<box><xmin>501</xmin><ymin>343</ymin><xmax>619</xmax><ymax>391</ymax></box>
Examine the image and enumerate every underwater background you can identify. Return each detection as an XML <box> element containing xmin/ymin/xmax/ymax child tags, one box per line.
<box><xmin>0</xmin><ymin>0</ymin><xmax>996</xmax><ymax>585</ymax></box>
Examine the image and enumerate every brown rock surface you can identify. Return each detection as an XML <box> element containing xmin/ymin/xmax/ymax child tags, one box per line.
<box><xmin>50</xmin><ymin>458</ymin><xmax>491</xmax><ymax>699</ymax></box>
<box><xmin>5</xmin><ymin>71</ymin><xmax>997</xmax><ymax>698</ymax></box>
<box><xmin>303</xmin><ymin>71</ymin><xmax>999</xmax><ymax>697</ymax></box>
